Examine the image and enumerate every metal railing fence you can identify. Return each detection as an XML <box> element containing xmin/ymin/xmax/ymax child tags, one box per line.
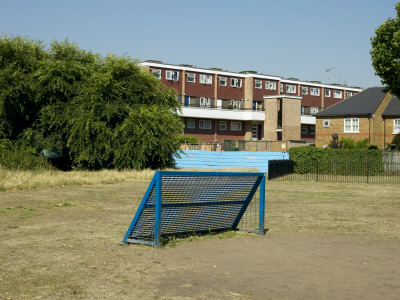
<box><xmin>268</xmin><ymin>160</ymin><xmax>400</xmax><ymax>183</ymax></box>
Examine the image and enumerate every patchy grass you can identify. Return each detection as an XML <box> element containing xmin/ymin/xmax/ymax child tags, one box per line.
<box><xmin>0</xmin><ymin>167</ymin><xmax>259</xmax><ymax>191</ymax></box>
<box><xmin>0</xmin><ymin>179</ymin><xmax>399</xmax><ymax>299</ymax></box>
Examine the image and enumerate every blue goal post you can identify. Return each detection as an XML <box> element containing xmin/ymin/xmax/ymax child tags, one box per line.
<box><xmin>122</xmin><ymin>171</ymin><xmax>266</xmax><ymax>247</ymax></box>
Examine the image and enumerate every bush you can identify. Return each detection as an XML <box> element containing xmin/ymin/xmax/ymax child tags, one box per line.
<box><xmin>0</xmin><ymin>142</ymin><xmax>52</xmax><ymax>170</ymax></box>
<box><xmin>288</xmin><ymin>146</ymin><xmax>383</xmax><ymax>175</ymax></box>
<box><xmin>176</xmin><ymin>135</ymin><xmax>201</xmax><ymax>144</ymax></box>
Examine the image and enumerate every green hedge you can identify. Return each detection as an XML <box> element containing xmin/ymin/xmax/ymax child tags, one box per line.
<box><xmin>288</xmin><ymin>147</ymin><xmax>384</xmax><ymax>175</ymax></box>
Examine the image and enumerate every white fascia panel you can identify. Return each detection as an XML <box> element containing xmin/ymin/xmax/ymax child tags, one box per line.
<box><xmin>180</xmin><ymin>107</ymin><xmax>265</xmax><ymax>121</ymax></box>
<box><xmin>301</xmin><ymin>115</ymin><xmax>316</xmax><ymax>125</ymax></box>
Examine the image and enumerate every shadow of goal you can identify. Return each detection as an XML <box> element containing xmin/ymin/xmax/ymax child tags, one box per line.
<box><xmin>122</xmin><ymin>171</ymin><xmax>266</xmax><ymax>247</ymax></box>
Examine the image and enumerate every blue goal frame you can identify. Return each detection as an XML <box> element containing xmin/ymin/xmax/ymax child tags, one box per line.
<box><xmin>122</xmin><ymin>171</ymin><xmax>266</xmax><ymax>247</ymax></box>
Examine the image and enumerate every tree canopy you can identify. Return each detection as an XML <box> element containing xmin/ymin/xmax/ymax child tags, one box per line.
<box><xmin>370</xmin><ymin>2</ymin><xmax>400</xmax><ymax>97</ymax></box>
<box><xmin>0</xmin><ymin>35</ymin><xmax>184</xmax><ymax>170</ymax></box>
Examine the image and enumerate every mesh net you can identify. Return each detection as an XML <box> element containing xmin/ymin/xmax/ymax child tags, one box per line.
<box><xmin>125</xmin><ymin>172</ymin><xmax>264</xmax><ymax>245</ymax></box>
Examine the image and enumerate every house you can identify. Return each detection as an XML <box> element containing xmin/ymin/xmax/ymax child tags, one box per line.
<box><xmin>140</xmin><ymin>61</ymin><xmax>362</xmax><ymax>144</ymax></box>
<box><xmin>315</xmin><ymin>87</ymin><xmax>400</xmax><ymax>149</ymax></box>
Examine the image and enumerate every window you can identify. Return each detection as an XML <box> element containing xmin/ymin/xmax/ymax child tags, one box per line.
<box><xmin>228</xmin><ymin>100</ymin><xmax>242</xmax><ymax>110</ymax></box>
<box><xmin>230</xmin><ymin>121</ymin><xmax>242</xmax><ymax>131</ymax></box>
<box><xmin>200</xmin><ymin>97</ymin><xmax>211</xmax><ymax>108</ymax></box>
<box><xmin>187</xmin><ymin>73</ymin><xmax>195</xmax><ymax>83</ymax></box>
<box><xmin>394</xmin><ymin>119</ymin><xmax>400</xmax><ymax>134</ymax></box>
<box><xmin>231</xmin><ymin>78</ymin><xmax>242</xmax><ymax>88</ymax></box>
<box><xmin>310</xmin><ymin>88</ymin><xmax>320</xmax><ymax>96</ymax></box>
<box><xmin>186</xmin><ymin>119</ymin><xmax>195</xmax><ymax>129</ymax></box>
<box><xmin>344</xmin><ymin>118</ymin><xmax>359</xmax><ymax>133</ymax></box>
<box><xmin>280</xmin><ymin>83</ymin><xmax>283</xmax><ymax>93</ymax></box>
<box><xmin>334</xmin><ymin>90</ymin><xmax>343</xmax><ymax>98</ymax></box>
<box><xmin>265</xmin><ymin>81</ymin><xmax>276</xmax><ymax>90</ymax></box>
<box><xmin>301</xmin><ymin>87</ymin><xmax>308</xmax><ymax>95</ymax></box>
<box><xmin>310</xmin><ymin>127</ymin><xmax>315</xmax><ymax>135</ymax></box>
<box><xmin>219</xmin><ymin>121</ymin><xmax>227</xmax><ymax>131</ymax></box>
<box><xmin>286</xmin><ymin>84</ymin><xmax>296</xmax><ymax>94</ymax></box>
<box><xmin>346</xmin><ymin>92</ymin><xmax>352</xmax><ymax>98</ymax></box>
<box><xmin>325</xmin><ymin>89</ymin><xmax>331</xmax><ymax>97</ymax></box>
<box><xmin>166</xmin><ymin>70</ymin><xmax>179</xmax><ymax>81</ymax></box>
<box><xmin>199</xmin><ymin>120</ymin><xmax>211</xmax><ymax>129</ymax></box>
<box><xmin>255</xmin><ymin>80</ymin><xmax>262</xmax><ymax>89</ymax></box>
<box><xmin>219</xmin><ymin>77</ymin><xmax>227</xmax><ymax>86</ymax></box>
<box><xmin>310</xmin><ymin>107</ymin><xmax>320</xmax><ymax>114</ymax></box>
<box><xmin>301</xmin><ymin>126</ymin><xmax>308</xmax><ymax>135</ymax></box>
<box><xmin>323</xmin><ymin>120</ymin><xmax>330</xmax><ymax>127</ymax></box>
<box><xmin>200</xmin><ymin>74</ymin><xmax>212</xmax><ymax>85</ymax></box>
<box><xmin>152</xmin><ymin>69</ymin><xmax>161</xmax><ymax>79</ymax></box>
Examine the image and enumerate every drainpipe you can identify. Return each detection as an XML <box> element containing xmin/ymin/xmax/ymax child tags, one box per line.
<box><xmin>368</xmin><ymin>115</ymin><xmax>371</xmax><ymax>146</ymax></box>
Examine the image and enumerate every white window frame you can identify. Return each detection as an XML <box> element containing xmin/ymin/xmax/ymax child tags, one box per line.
<box><xmin>199</xmin><ymin>119</ymin><xmax>211</xmax><ymax>130</ymax></box>
<box><xmin>152</xmin><ymin>69</ymin><xmax>161</xmax><ymax>79</ymax></box>
<box><xmin>310</xmin><ymin>107</ymin><xmax>319</xmax><ymax>114</ymax></box>
<box><xmin>186</xmin><ymin>119</ymin><xmax>195</xmax><ymax>129</ymax></box>
<box><xmin>229</xmin><ymin>100</ymin><xmax>242</xmax><ymax>110</ymax></box>
<box><xmin>166</xmin><ymin>70</ymin><xmax>179</xmax><ymax>81</ymax></box>
<box><xmin>286</xmin><ymin>84</ymin><xmax>296</xmax><ymax>94</ymax></box>
<box><xmin>200</xmin><ymin>74</ymin><xmax>212</xmax><ymax>85</ymax></box>
<box><xmin>334</xmin><ymin>90</ymin><xmax>343</xmax><ymax>99</ymax></box>
<box><xmin>346</xmin><ymin>92</ymin><xmax>352</xmax><ymax>98</ymax></box>
<box><xmin>254</xmin><ymin>79</ymin><xmax>262</xmax><ymax>89</ymax></box>
<box><xmin>310</xmin><ymin>87</ymin><xmax>320</xmax><ymax>96</ymax></box>
<box><xmin>200</xmin><ymin>97</ymin><xmax>211</xmax><ymax>108</ymax></box>
<box><xmin>230</xmin><ymin>121</ymin><xmax>242</xmax><ymax>131</ymax></box>
<box><xmin>323</xmin><ymin>120</ymin><xmax>330</xmax><ymax>127</ymax></box>
<box><xmin>325</xmin><ymin>89</ymin><xmax>331</xmax><ymax>97</ymax></box>
<box><xmin>301</xmin><ymin>126</ymin><xmax>308</xmax><ymax>135</ymax></box>
<box><xmin>265</xmin><ymin>81</ymin><xmax>276</xmax><ymax>90</ymax></box>
<box><xmin>230</xmin><ymin>78</ymin><xmax>242</xmax><ymax>88</ymax></box>
<box><xmin>219</xmin><ymin>77</ymin><xmax>227</xmax><ymax>86</ymax></box>
<box><xmin>394</xmin><ymin>119</ymin><xmax>400</xmax><ymax>134</ymax></box>
<box><xmin>301</xmin><ymin>87</ymin><xmax>308</xmax><ymax>95</ymax></box>
<box><xmin>187</xmin><ymin>73</ymin><xmax>195</xmax><ymax>83</ymax></box>
<box><xmin>219</xmin><ymin>121</ymin><xmax>227</xmax><ymax>131</ymax></box>
<box><xmin>344</xmin><ymin>118</ymin><xmax>359</xmax><ymax>133</ymax></box>
<box><xmin>280</xmin><ymin>83</ymin><xmax>283</xmax><ymax>93</ymax></box>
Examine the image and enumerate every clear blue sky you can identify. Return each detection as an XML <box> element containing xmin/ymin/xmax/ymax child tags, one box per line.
<box><xmin>1</xmin><ymin>0</ymin><xmax>398</xmax><ymax>89</ymax></box>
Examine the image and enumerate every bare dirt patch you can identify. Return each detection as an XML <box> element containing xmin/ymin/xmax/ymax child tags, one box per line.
<box><xmin>1</xmin><ymin>180</ymin><xmax>400</xmax><ymax>299</ymax></box>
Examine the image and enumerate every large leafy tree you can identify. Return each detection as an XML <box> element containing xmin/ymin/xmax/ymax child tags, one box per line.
<box><xmin>0</xmin><ymin>35</ymin><xmax>184</xmax><ymax>170</ymax></box>
<box><xmin>370</xmin><ymin>2</ymin><xmax>400</xmax><ymax>97</ymax></box>
<box><xmin>0</xmin><ymin>35</ymin><xmax>44</xmax><ymax>139</ymax></box>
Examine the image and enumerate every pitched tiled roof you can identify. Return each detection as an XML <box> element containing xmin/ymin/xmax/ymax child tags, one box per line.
<box><xmin>315</xmin><ymin>87</ymin><xmax>386</xmax><ymax>117</ymax></box>
<box><xmin>382</xmin><ymin>96</ymin><xmax>400</xmax><ymax>117</ymax></box>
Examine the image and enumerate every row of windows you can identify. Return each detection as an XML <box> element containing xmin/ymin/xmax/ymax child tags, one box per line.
<box><xmin>186</xmin><ymin>119</ymin><xmax>242</xmax><ymax>131</ymax></box>
<box><xmin>152</xmin><ymin>69</ymin><xmax>243</xmax><ymax>88</ymax></box>
<box><xmin>153</xmin><ymin>68</ymin><xmax>354</xmax><ymax>97</ymax></box>
<box><xmin>287</xmin><ymin>85</ymin><xmax>351</xmax><ymax>98</ymax></box>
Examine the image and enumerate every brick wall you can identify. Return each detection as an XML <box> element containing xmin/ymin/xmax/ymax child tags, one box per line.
<box><xmin>282</xmin><ymin>97</ymin><xmax>301</xmax><ymax>140</ymax></box>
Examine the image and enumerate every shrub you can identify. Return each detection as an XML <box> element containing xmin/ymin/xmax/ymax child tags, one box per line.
<box><xmin>0</xmin><ymin>142</ymin><xmax>52</xmax><ymax>171</ymax></box>
<box><xmin>288</xmin><ymin>146</ymin><xmax>383</xmax><ymax>175</ymax></box>
<box><xmin>176</xmin><ymin>135</ymin><xmax>201</xmax><ymax>144</ymax></box>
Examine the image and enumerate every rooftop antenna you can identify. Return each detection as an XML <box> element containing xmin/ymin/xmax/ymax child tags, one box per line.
<box><xmin>325</xmin><ymin>67</ymin><xmax>335</xmax><ymax>83</ymax></box>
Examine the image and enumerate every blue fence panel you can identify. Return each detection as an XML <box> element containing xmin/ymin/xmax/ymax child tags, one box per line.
<box><xmin>175</xmin><ymin>150</ymin><xmax>289</xmax><ymax>173</ymax></box>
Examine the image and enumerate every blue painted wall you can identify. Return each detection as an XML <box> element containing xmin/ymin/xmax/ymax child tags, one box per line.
<box><xmin>175</xmin><ymin>151</ymin><xmax>289</xmax><ymax>173</ymax></box>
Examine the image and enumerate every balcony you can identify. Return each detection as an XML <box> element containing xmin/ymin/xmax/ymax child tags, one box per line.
<box><xmin>180</xmin><ymin>100</ymin><xmax>265</xmax><ymax>121</ymax></box>
<box><xmin>183</xmin><ymin>98</ymin><xmax>265</xmax><ymax>111</ymax></box>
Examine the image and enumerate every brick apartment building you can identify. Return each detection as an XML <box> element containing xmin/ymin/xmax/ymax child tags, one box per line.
<box><xmin>140</xmin><ymin>61</ymin><xmax>362</xmax><ymax>144</ymax></box>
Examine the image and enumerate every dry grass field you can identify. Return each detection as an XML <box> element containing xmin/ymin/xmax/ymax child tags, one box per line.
<box><xmin>1</xmin><ymin>170</ymin><xmax>400</xmax><ymax>299</ymax></box>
